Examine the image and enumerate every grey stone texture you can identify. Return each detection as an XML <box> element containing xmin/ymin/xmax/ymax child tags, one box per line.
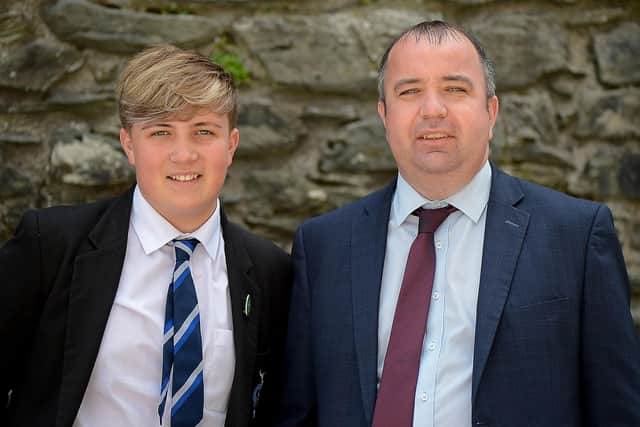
<box><xmin>233</xmin><ymin>9</ymin><xmax>430</xmax><ymax>93</ymax></box>
<box><xmin>594</xmin><ymin>22</ymin><xmax>640</xmax><ymax>86</ymax></box>
<box><xmin>1</xmin><ymin>0</ymin><xmax>639</xmax><ymax>327</ymax></box>
<box><xmin>576</xmin><ymin>88</ymin><xmax>640</xmax><ymax>140</ymax></box>
<box><xmin>468</xmin><ymin>13</ymin><xmax>570</xmax><ymax>89</ymax></box>
<box><xmin>0</xmin><ymin>40</ymin><xmax>84</xmax><ymax>92</ymax></box>
<box><xmin>42</xmin><ymin>0</ymin><xmax>229</xmax><ymax>53</ymax></box>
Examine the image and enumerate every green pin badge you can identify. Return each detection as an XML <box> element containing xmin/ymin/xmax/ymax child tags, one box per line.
<box><xmin>243</xmin><ymin>294</ymin><xmax>252</xmax><ymax>318</ymax></box>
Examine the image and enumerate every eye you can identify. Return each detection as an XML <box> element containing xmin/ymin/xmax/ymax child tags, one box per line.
<box><xmin>196</xmin><ymin>129</ymin><xmax>214</xmax><ymax>136</ymax></box>
<box><xmin>399</xmin><ymin>88</ymin><xmax>420</xmax><ymax>96</ymax></box>
<box><xmin>446</xmin><ymin>86</ymin><xmax>467</xmax><ymax>93</ymax></box>
<box><xmin>151</xmin><ymin>130</ymin><xmax>169</xmax><ymax>136</ymax></box>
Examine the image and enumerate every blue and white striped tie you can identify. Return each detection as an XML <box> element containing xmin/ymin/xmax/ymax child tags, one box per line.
<box><xmin>159</xmin><ymin>239</ymin><xmax>204</xmax><ymax>426</ymax></box>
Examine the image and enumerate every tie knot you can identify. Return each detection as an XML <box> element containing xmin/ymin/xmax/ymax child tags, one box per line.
<box><xmin>415</xmin><ymin>205</ymin><xmax>457</xmax><ymax>233</ymax></box>
<box><xmin>173</xmin><ymin>238</ymin><xmax>199</xmax><ymax>262</ymax></box>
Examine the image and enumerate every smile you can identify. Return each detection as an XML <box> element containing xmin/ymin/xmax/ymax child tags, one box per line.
<box><xmin>168</xmin><ymin>174</ymin><xmax>200</xmax><ymax>182</ymax></box>
<box><xmin>420</xmin><ymin>133</ymin><xmax>450</xmax><ymax>140</ymax></box>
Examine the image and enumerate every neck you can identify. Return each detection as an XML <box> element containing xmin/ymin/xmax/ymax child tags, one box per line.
<box><xmin>402</xmin><ymin>162</ymin><xmax>487</xmax><ymax>201</ymax></box>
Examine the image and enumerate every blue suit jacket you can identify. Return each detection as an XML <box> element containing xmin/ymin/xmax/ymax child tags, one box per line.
<box><xmin>277</xmin><ymin>164</ymin><xmax>640</xmax><ymax>427</ymax></box>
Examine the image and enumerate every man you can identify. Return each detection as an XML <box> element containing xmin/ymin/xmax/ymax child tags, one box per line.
<box><xmin>0</xmin><ymin>45</ymin><xmax>292</xmax><ymax>427</ymax></box>
<box><xmin>277</xmin><ymin>20</ymin><xmax>640</xmax><ymax>426</ymax></box>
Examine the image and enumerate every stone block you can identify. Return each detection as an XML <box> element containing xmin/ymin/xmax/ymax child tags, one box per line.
<box><xmin>0</xmin><ymin>165</ymin><xmax>33</xmax><ymax>198</ymax></box>
<box><xmin>233</xmin><ymin>9</ymin><xmax>426</xmax><ymax>93</ymax></box>
<box><xmin>319</xmin><ymin>116</ymin><xmax>395</xmax><ymax>174</ymax></box>
<box><xmin>235</xmin><ymin>99</ymin><xmax>304</xmax><ymax>157</ymax></box>
<box><xmin>0</xmin><ymin>40</ymin><xmax>83</xmax><ymax>92</ymax></box>
<box><xmin>619</xmin><ymin>153</ymin><xmax>640</xmax><ymax>200</ymax></box>
<box><xmin>50</xmin><ymin>133</ymin><xmax>134</xmax><ymax>186</ymax></box>
<box><xmin>632</xmin><ymin>223</ymin><xmax>640</xmax><ymax>251</ymax></box>
<box><xmin>576</xmin><ymin>88</ymin><xmax>640</xmax><ymax>140</ymax></box>
<box><xmin>0</xmin><ymin>11</ymin><xmax>33</xmax><ymax>45</ymax></box>
<box><xmin>493</xmin><ymin>92</ymin><xmax>571</xmax><ymax>167</ymax></box>
<box><xmin>569</xmin><ymin>145</ymin><xmax>621</xmax><ymax>198</ymax></box>
<box><xmin>594</xmin><ymin>22</ymin><xmax>640</xmax><ymax>86</ymax></box>
<box><xmin>42</xmin><ymin>0</ymin><xmax>229</xmax><ymax>53</ymax></box>
<box><xmin>0</xmin><ymin>133</ymin><xmax>41</xmax><ymax>145</ymax></box>
<box><xmin>468</xmin><ymin>13</ymin><xmax>570</xmax><ymax>89</ymax></box>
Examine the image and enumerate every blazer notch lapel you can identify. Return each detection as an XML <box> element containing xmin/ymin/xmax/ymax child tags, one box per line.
<box><xmin>472</xmin><ymin>198</ymin><xmax>529</xmax><ymax>403</ymax></box>
<box><xmin>57</xmin><ymin>240</ymin><xmax>128</xmax><ymax>426</ymax></box>
<box><xmin>222</xmin><ymin>218</ymin><xmax>260</xmax><ymax>424</ymax></box>
<box><xmin>351</xmin><ymin>181</ymin><xmax>395</xmax><ymax>426</ymax></box>
<box><xmin>56</xmin><ymin>188</ymin><xmax>133</xmax><ymax>426</ymax></box>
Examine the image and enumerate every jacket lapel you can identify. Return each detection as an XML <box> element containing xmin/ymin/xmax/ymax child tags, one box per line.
<box><xmin>220</xmin><ymin>207</ymin><xmax>259</xmax><ymax>427</ymax></box>
<box><xmin>56</xmin><ymin>188</ymin><xmax>133</xmax><ymax>427</ymax></box>
<box><xmin>472</xmin><ymin>165</ymin><xmax>529</xmax><ymax>403</ymax></box>
<box><xmin>351</xmin><ymin>181</ymin><xmax>396</xmax><ymax>426</ymax></box>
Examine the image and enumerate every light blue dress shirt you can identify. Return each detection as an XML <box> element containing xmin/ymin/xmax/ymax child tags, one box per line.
<box><xmin>377</xmin><ymin>162</ymin><xmax>492</xmax><ymax>427</ymax></box>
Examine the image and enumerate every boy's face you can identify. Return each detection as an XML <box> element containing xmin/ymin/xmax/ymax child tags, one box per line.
<box><xmin>120</xmin><ymin>108</ymin><xmax>239</xmax><ymax>232</ymax></box>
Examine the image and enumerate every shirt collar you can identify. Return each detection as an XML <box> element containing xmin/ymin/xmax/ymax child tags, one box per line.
<box><xmin>390</xmin><ymin>161</ymin><xmax>492</xmax><ymax>227</ymax></box>
<box><xmin>131</xmin><ymin>186</ymin><xmax>222</xmax><ymax>260</ymax></box>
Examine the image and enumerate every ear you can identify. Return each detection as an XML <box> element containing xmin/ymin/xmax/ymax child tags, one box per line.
<box><xmin>226</xmin><ymin>128</ymin><xmax>240</xmax><ymax>166</ymax></box>
<box><xmin>487</xmin><ymin>95</ymin><xmax>499</xmax><ymax>139</ymax></box>
<box><xmin>120</xmin><ymin>127</ymin><xmax>136</xmax><ymax>166</ymax></box>
<box><xmin>377</xmin><ymin>100</ymin><xmax>387</xmax><ymax>128</ymax></box>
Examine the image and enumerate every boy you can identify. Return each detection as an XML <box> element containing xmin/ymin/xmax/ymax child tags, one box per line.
<box><xmin>0</xmin><ymin>45</ymin><xmax>292</xmax><ymax>427</ymax></box>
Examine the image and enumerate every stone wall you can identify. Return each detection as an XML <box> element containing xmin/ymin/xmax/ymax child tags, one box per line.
<box><xmin>1</xmin><ymin>0</ymin><xmax>639</xmax><ymax>327</ymax></box>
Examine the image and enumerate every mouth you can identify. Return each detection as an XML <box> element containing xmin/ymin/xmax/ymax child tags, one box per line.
<box><xmin>418</xmin><ymin>132</ymin><xmax>452</xmax><ymax>141</ymax></box>
<box><xmin>167</xmin><ymin>174</ymin><xmax>201</xmax><ymax>182</ymax></box>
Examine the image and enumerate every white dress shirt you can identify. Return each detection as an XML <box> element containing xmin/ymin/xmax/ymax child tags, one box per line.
<box><xmin>74</xmin><ymin>186</ymin><xmax>234</xmax><ymax>427</ymax></box>
<box><xmin>377</xmin><ymin>161</ymin><xmax>491</xmax><ymax>427</ymax></box>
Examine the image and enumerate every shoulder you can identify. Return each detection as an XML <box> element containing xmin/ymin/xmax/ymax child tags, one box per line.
<box><xmin>496</xmin><ymin>167</ymin><xmax>609</xmax><ymax>230</ymax></box>
<box><xmin>223</xmin><ymin>219</ymin><xmax>290</xmax><ymax>266</ymax></box>
<box><xmin>14</xmin><ymin>191</ymin><xmax>128</xmax><ymax>243</ymax></box>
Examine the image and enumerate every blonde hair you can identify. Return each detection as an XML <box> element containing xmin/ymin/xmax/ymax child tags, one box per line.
<box><xmin>117</xmin><ymin>45</ymin><xmax>237</xmax><ymax>129</ymax></box>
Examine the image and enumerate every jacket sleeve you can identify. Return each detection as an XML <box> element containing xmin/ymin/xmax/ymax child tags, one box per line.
<box><xmin>0</xmin><ymin>210</ymin><xmax>45</xmax><ymax>421</ymax></box>
<box><xmin>581</xmin><ymin>204</ymin><xmax>640</xmax><ymax>426</ymax></box>
<box><xmin>274</xmin><ymin>225</ymin><xmax>318</xmax><ymax>427</ymax></box>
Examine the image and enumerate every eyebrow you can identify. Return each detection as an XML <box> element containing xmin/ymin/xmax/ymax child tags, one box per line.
<box><xmin>193</xmin><ymin>122</ymin><xmax>223</xmax><ymax>128</ymax></box>
<box><xmin>393</xmin><ymin>78</ymin><xmax>422</xmax><ymax>93</ymax></box>
<box><xmin>442</xmin><ymin>74</ymin><xmax>474</xmax><ymax>87</ymax></box>
<box><xmin>141</xmin><ymin>123</ymin><xmax>172</xmax><ymax>130</ymax></box>
<box><xmin>141</xmin><ymin>121</ymin><xmax>223</xmax><ymax>130</ymax></box>
<box><xmin>392</xmin><ymin>74</ymin><xmax>475</xmax><ymax>92</ymax></box>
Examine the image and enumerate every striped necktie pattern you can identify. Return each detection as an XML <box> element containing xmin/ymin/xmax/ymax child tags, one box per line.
<box><xmin>159</xmin><ymin>238</ymin><xmax>204</xmax><ymax>426</ymax></box>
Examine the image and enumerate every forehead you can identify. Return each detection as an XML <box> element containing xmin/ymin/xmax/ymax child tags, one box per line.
<box><xmin>385</xmin><ymin>34</ymin><xmax>484</xmax><ymax>81</ymax></box>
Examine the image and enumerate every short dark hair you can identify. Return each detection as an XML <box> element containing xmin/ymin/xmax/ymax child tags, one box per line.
<box><xmin>377</xmin><ymin>20</ymin><xmax>496</xmax><ymax>103</ymax></box>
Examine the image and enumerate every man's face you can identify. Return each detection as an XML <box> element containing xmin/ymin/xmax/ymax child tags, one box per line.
<box><xmin>120</xmin><ymin>109</ymin><xmax>238</xmax><ymax>232</ymax></box>
<box><xmin>378</xmin><ymin>34</ymin><xmax>498</xmax><ymax>196</ymax></box>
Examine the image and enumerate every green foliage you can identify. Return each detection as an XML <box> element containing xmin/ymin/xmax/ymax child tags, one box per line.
<box><xmin>210</xmin><ymin>49</ymin><xmax>250</xmax><ymax>85</ymax></box>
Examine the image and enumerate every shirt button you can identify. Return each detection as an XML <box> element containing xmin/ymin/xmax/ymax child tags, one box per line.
<box><xmin>420</xmin><ymin>392</ymin><xmax>428</xmax><ymax>401</ymax></box>
<box><xmin>428</xmin><ymin>342</ymin><xmax>436</xmax><ymax>351</ymax></box>
<box><xmin>432</xmin><ymin>292</ymin><xmax>440</xmax><ymax>300</ymax></box>
<box><xmin>435</xmin><ymin>241</ymin><xmax>442</xmax><ymax>249</ymax></box>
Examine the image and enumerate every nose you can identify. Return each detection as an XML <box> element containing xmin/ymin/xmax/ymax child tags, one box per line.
<box><xmin>420</xmin><ymin>92</ymin><xmax>447</xmax><ymax>119</ymax></box>
<box><xmin>169</xmin><ymin>136</ymin><xmax>199</xmax><ymax>163</ymax></box>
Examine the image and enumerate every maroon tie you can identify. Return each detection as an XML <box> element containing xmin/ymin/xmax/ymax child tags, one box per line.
<box><xmin>372</xmin><ymin>205</ymin><xmax>457</xmax><ymax>427</ymax></box>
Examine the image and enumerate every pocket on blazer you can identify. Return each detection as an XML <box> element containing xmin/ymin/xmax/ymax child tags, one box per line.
<box><xmin>515</xmin><ymin>296</ymin><xmax>570</xmax><ymax>323</ymax></box>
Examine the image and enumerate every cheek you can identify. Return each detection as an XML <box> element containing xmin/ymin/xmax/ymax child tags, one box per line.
<box><xmin>134</xmin><ymin>148</ymin><xmax>165</xmax><ymax>176</ymax></box>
